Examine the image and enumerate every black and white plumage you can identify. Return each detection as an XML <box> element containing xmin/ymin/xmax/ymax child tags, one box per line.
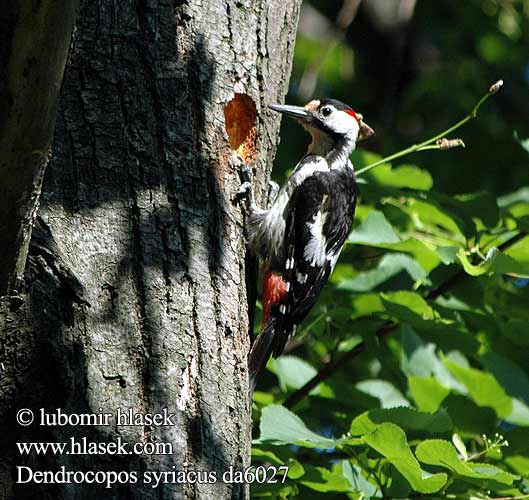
<box><xmin>244</xmin><ymin>98</ymin><xmax>374</xmax><ymax>395</ymax></box>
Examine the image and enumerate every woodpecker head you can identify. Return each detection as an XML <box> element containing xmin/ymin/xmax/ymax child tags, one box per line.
<box><xmin>270</xmin><ymin>99</ymin><xmax>374</xmax><ymax>157</ymax></box>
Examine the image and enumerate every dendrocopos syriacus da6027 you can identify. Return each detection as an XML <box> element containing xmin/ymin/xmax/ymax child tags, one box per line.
<box><xmin>241</xmin><ymin>99</ymin><xmax>374</xmax><ymax>395</ymax></box>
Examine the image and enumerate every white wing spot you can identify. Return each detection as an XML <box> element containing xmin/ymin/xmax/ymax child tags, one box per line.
<box><xmin>279</xmin><ymin>305</ymin><xmax>286</xmax><ymax>314</ymax></box>
<box><xmin>296</xmin><ymin>272</ymin><xmax>307</xmax><ymax>284</ymax></box>
<box><xmin>285</xmin><ymin>282</ymin><xmax>291</xmax><ymax>292</ymax></box>
<box><xmin>304</xmin><ymin>210</ymin><xmax>328</xmax><ymax>266</ymax></box>
<box><xmin>285</xmin><ymin>257</ymin><xmax>294</xmax><ymax>269</ymax></box>
<box><xmin>327</xmin><ymin>249</ymin><xmax>342</xmax><ymax>269</ymax></box>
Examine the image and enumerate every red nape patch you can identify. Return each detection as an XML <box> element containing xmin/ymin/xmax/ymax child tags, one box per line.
<box><xmin>344</xmin><ymin>109</ymin><xmax>359</xmax><ymax>121</ymax></box>
<box><xmin>262</xmin><ymin>271</ymin><xmax>288</xmax><ymax>326</ymax></box>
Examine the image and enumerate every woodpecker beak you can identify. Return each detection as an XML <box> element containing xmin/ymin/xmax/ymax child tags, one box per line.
<box><xmin>269</xmin><ymin>104</ymin><xmax>313</xmax><ymax>124</ymax></box>
<box><xmin>357</xmin><ymin>120</ymin><xmax>375</xmax><ymax>142</ymax></box>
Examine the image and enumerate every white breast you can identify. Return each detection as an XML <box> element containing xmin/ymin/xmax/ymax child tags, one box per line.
<box><xmin>260</xmin><ymin>156</ymin><xmax>329</xmax><ymax>258</ymax></box>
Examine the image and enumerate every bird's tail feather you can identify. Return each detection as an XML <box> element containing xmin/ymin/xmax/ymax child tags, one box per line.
<box><xmin>248</xmin><ymin>318</ymin><xmax>277</xmax><ymax>398</ymax></box>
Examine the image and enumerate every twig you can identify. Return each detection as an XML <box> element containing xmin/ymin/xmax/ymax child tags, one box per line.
<box><xmin>355</xmin><ymin>80</ymin><xmax>503</xmax><ymax>177</ymax></box>
<box><xmin>283</xmin><ymin>230</ymin><xmax>526</xmax><ymax>409</ymax></box>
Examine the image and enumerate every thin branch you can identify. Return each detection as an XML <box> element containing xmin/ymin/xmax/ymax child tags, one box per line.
<box><xmin>355</xmin><ymin>81</ymin><xmax>503</xmax><ymax>178</ymax></box>
<box><xmin>283</xmin><ymin>230</ymin><xmax>526</xmax><ymax>409</ymax></box>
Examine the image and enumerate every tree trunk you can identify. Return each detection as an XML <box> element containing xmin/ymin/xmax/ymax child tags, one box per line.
<box><xmin>0</xmin><ymin>0</ymin><xmax>80</xmax><ymax>294</ymax></box>
<box><xmin>0</xmin><ymin>1</ymin><xmax>301</xmax><ymax>499</ymax></box>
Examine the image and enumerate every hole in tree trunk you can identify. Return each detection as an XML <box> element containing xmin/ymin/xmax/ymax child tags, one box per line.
<box><xmin>224</xmin><ymin>93</ymin><xmax>257</xmax><ymax>163</ymax></box>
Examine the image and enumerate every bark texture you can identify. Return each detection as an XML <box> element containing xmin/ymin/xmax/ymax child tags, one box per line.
<box><xmin>0</xmin><ymin>0</ymin><xmax>301</xmax><ymax>499</ymax></box>
<box><xmin>0</xmin><ymin>0</ymin><xmax>80</xmax><ymax>293</ymax></box>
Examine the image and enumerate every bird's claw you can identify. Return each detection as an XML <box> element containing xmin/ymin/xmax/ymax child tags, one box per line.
<box><xmin>239</xmin><ymin>163</ymin><xmax>252</xmax><ymax>184</ymax></box>
<box><xmin>238</xmin><ymin>181</ymin><xmax>253</xmax><ymax>198</ymax></box>
<box><xmin>235</xmin><ymin>162</ymin><xmax>255</xmax><ymax>207</ymax></box>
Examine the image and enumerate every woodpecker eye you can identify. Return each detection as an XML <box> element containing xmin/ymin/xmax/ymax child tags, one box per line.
<box><xmin>320</xmin><ymin>107</ymin><xmax>333</xmax><ymax>118</ymax></box>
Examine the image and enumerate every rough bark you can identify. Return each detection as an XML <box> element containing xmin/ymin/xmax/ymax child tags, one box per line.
<box><xmin>0</xmin><ymin>1</ymin><xmax>301</xmax><ymax>499</ymax></box>
<box><xmin>0</xmin><ymin>0</ymin><xmax>80</xmax><ymax>294</ymax></box>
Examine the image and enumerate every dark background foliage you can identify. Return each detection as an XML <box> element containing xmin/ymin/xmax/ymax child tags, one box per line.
<box><xmin>251</xmin><ymin>1</ymin><xmax>529</xmax><ymax>499</ymax></box>
<box><xmin>276</xmin><ymin>0</ymin><xmax>528</xmax><ymax>194</ymax></box>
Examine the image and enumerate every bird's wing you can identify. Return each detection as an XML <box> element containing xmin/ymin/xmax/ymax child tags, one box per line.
<box><xmin>270</xmin><ymin>170</ymin><xmax>357</xmax><ymax>357</ymax></box>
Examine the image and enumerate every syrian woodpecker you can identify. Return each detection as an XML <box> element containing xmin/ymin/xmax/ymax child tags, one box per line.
<box><xmin>242</xmin><ymin>98</ymin><xmax>374</xmax><ymax>395</ymax></box>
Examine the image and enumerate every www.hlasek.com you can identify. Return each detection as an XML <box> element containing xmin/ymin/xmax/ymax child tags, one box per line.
<box><xmin>15</xmin><ymin>407</ymin><xmax>289</xmax><ymax>489</ymax></box>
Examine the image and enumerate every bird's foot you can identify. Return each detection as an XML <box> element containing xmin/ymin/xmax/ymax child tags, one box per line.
<box><xmin>236</xmin><ymin>162</ymin><xmax>255</xmax><ymax>207</ymax></box>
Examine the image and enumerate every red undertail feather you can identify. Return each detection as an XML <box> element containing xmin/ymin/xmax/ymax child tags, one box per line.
<box><xmin>262</xmin><ymin>270</ymin><xmax>287</xmax><ymax>326</ymax></box>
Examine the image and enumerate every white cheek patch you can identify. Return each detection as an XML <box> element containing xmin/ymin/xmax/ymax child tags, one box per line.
<box><xmin>329</xmin><ymin>111</ymin><xmax>360</xmax><ymax>137</ymax></box>
<box><xmin>304</xmin><ymin>210</ymin><xmax>328</xmax><ymax>267</ymax></box>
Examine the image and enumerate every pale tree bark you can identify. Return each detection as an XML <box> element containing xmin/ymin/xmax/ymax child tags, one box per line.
<box><xmin>0</xmin><ymin>1</ymin><xmax>301</xmax><ymax>499</ymax></box>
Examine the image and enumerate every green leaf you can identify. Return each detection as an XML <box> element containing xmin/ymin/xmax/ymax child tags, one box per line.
<box><xmin>269</xmin><ymin>356</ymin><xmax>319</xmax><ymax>393</ymax></box>
<box><xmin>498</xmin><ymin>186</ymin><xmax>529</xmax><ymax>207</ymax></box>
<box><xmin>364</xmin><ymin>163</ymin><xmax>434</xmax><ymax>190</ymax></box>
<box><xmin>356</xmin><ymin>379</ymin><xmax>410</xmax><ymax>408</ymax></box>
<box><xmin>340</xmin><ymin>461</ymin><xmax>381</xmax><ymax>497</ymax></box>
<box><xmin>436</xmin><ymin>245</ymin><xmax>460</xmax><ymax>264</ymax></box>
<box><xmin>299</xmin><ymin>465</ymin><xmax>352</xmax><ymax>493</ymax></box>
<box><xmin>287</xmin><ymin>459</ymin><xmax>305</xmax><ymax>480</ymax></box>
<box><xmin>350</xmin><ymin>407</ymin><xmax>452</xmax><ymax>436</ymax></box>
<box><xmin>504</xmin><ymin>427</ymin><xmax>529</xmax><ymax>477</ymax></box>
<box><xmin>362</xmin><ymin>423</ymin><xmax>447</xmax><ymax>493</ymax></box>
<box><xmin>408</xmin><ymin>198</ymin><xmax>468</xmax><ymax>238</ymax></box>
<box><xmin>514</xmin><ymin>131</ymin><xmax>529</xmax><ymax>156</ymax></box>
<box><xmin>409</xmin><ymin>376</ymin><xmax>451</xmax><ymax>412</ymax></box>
<box><xmin>381</xmin><ymin>291</ymin><xmax>443</xmax><ymax>331</ymax></box>
<box><xmin>383</xmin><ymin>290</ymin><xmax>435</xmax><ymax>317</ymax></box>
<box><xmin>457</xmin><ymin>247</ymin><xmax>529</xmax><ymax>277</ymax></box>
<box><xmin>252</xmin><ymin>447</ymin><xmax>285</xmax><ymax>466</ymax></box>
<box><xmin>453</xmin><ymin>191</ymin><xmax>500</xmax><ymax>228</ymax></box>
<box><xmin>338</xmin><ymin>253</ymin><xmax>428</xmax><ymax>292</ymax></box>
<box><xmin>348</xmin><ymin>210</ymin><xmax>401</xmax><ymax>245</ymax></box>
<box><xmin>481</xmin><ymin>352</ymin><xmax>529</xmax><ymax>425</ymax></box>
<box><xmin>400</xmin><ymin>326</ymin><xmax>468</xmax><ymax>392</ymax></box>
<box><xmin>251</xmin><ymin>481</ymin><xmax>298</xmax><ymax>498</ymax></box>
<box><xmin>504</xmin><ymin>235</ymin><xmax>529</xmax><ymax>268</ymax></box>
<box><xmin>452</xmin><ymin>433</ymin><xmax>468</xmax><ymax>461</ymax></box>
<box><xmin>442</xmin><ymin>394</ymin><xmax>497</xmax><ymax>436</ymax></box>
<box><xmin>350</xmin><ymin>293</ymin><xmax>384</xmax><ymax>319</ymax></box>
<box><xmin>256</xmin><ymin>405</ymin><xmax>339</xmax><ymax>449</ymax></box>
<box><xmin>443</xmin><ymin>358</ymin><xmax>513</xmax><ymax>418</ymax></box>
<box><xmin>416</xmin><ymin>440</ymin><xmax>517</xmax><ymax>487</ymax></box>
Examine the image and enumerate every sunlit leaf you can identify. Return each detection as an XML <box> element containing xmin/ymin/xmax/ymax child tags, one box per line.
<box><xmin>363</xmin><ymin>423</ymin><xmax>447</xmax><ymax>493</ymax></box>
<box><xmin>256</xmin><ymin>405</ymin><xmax>340</xmax><ymax>449</ymax></box>
<box><xmin>457</xmin><ymin>247</ymin><xmax>529</xmax><ymax>277</ymax></box>
<box><xmin>338</xmin><ymin>253</ymin><xmax>428</xmax><ymax>292</ymax></box>
<box><xmin>269</xmin><ymin>356</ymin><xmax>319</xmax><ymax>393</ymax></box>
<box><xmin>348</xmin><ymin>210</ymin><xmax>401</xmax><ymax>245</ymax></box>
<box><xmin>416</xmin><ymin>440</ymin><xmax>517</xmax><ymax>486</ymax></box>
<box><xmin>364</xmin><ymin>163</ymin><xmax>434</xmax><ymax>190</ymax></box>
<box><xmin>340</xmin><ymin>460</ymin><xmax>382</xmax><ymax>497</ymax></box>
<box><xmin>299</xmin><ymin>465</ymin><xmax>352</xmax><ymax>493</ymax></box>
<box><xmin>409</xmin><ymin>377</ymin><xmax>451</xmax><ymax>413</ymax></box>
<box><xmin>443</xmin><ymin>358</ymin><xmax>513</xmax><ymax>418</ymax></box>
<box><xmin>356</xmin><ymin>379</ymin><xmax>410</xmax><ymax>408</ymax></box>
<box><xmin>350</xmin><ymin>407</ymin><xmax>452</xmax><ymax>436</ymax></box>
